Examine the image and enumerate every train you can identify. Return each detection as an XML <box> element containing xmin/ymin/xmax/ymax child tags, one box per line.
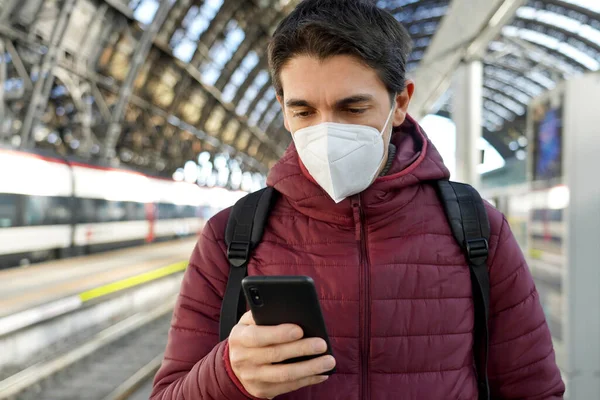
<box><xmin>0</xmin><ymin>148</ymin><xmax>246</xmax><ymax>269</ymax></box>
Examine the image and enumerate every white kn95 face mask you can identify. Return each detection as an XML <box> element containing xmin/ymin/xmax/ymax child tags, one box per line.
<box><xmin>292</xmin><ymin>104</ymin><xmax>395</xmax><ymax>203</ymax></box>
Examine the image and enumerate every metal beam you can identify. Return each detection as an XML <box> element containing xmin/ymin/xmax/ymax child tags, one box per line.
<box><xmin>0</xmin><ymin>39</ymin><xmax>5</xmax><ymax>141</ymax></box>
<box><xmin>20</xmin><ymin>0</ymin><xmax>77</xmax><ymax>149</ymax></box>
<box><xmin>102</xmin><ymin>0</ymin><xmax>172</xmax><ymax>158</ymax></box>
<box><xmin>0</xmin><ymin>0</ymin><xmax>19</xmax><ymax>21</ymax></box>
<box><xmin>4</xmin><ymin>40</ymin><xmax>32</xmax><ymax>92</ymax></box>
<box><xmin>53</xmin><ymin>68</ymin><xmax>96</xmax><ymax>155</ymax></box>
<box><xmin>408</xmin><ymin>0</ymin><xmax>527</xmax><ymax>120</ymax></box>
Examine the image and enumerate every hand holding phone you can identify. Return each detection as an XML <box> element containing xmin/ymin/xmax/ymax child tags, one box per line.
<box><xmin>228</xmin><ymin>311</ymin><xmax>335</xmax><ymax>399</ymax></box>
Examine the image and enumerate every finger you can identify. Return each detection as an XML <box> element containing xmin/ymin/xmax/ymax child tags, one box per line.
<box><xmin>239</xmin><ymin>323</ymin><xmax>304</xmax><ymax>348</ymax></box>
<box><xmin>257</xmin><ymin>354</ymin><xmax>336</xmax><ymax>384</ymax></box>
<box><xmin>249</xmin><ymin>337</ymin><xmax>328</xmax><ymax>364</ymax></box>
<box><xmin>238</xmin><ymin>311</ymin><xmax>256</xmax><ymax>326</ymax></box>
<box><xmin>255</xmin><ymin>375</ymin><xmax>329</xmax><ymax>399</ymax></box>
<box><xmin>278</xmin><ymin>375</ymin><xmax>330</xmax><ymax>395</ymax></box>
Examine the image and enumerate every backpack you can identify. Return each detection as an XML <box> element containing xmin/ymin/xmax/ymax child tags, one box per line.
<box><xmin>219</xmin><ymin>180</ymin><xmax>491</xmax><ymax>400</ymax></box>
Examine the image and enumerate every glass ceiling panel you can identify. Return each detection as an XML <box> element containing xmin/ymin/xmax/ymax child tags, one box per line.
<box><xmin>483</xmin><ymin>109</ymin><xmax>505</xmax><ymax>128</ymax></box>
<box><xmin>133</xmin><ymin>0</ymin><xmax>159</xmax><ymax>25</ymax></box>
<box><xmin>260</xmin><ymin>101</ymin><xmax>282</xmax><ymax>131</ymax></box>
<box><xmin>502</xmin><ymin>25</ymin><xmax>597</xmax><ymax>72</ymax></box>
<box><xmin>515</xmin><ymin>7</ymin><xmax>600</xmax><ymax>57</ymax></box>
<box><xmin>484</xmin><ymin>99</ymin><xmax>516</xmax><ymax>121</ymax></box>
<box><xmin>171</xmin><ymin>0</ymin><xmax>224</xmax><ymax>63</ymax></box>
<box><xmin>484</xmin><ymin>65</ymin><xmax>546</xmax><ymax>97</ymax></box>
<box><xmin>236</xmin><ymin>70</ymin><xmax>270</xmax><ymax>115</ymax></box>
<box><xmin>249</xmin><ymin>89</ymin><xmax>276</xmax><ymax>126</ymax></box>
<box><xmin>190</xmin><ymin>0</ymin><xmax>224</xmax><ymax>39</ymax></box>
<box><xmin>562</xmin><ymin>0</ymin><xmax>600</xmax><ymax>13</ymax></box>
<box><xmin>222</xmin><ymin>51</ymin><xmax>260</xmax><ymax>102</ymax></box>
<box><xmin>200</xmin><ymin>20</ymin><xmax>246</xmax><ymax>85</ymax></box>
<box><xmin>484</xmin><ymin>78</ymin><xmax>532</xmax><ymax>104</ymax></box>
<box><xmin>377</xmin><ymin>0</ymin><xmax>422</xmax><ymax>8</ymax></box>
<box><xmin>482</xmin><ymin>88</ymin><xmax>526</xmax><ymax>115</ymax></box>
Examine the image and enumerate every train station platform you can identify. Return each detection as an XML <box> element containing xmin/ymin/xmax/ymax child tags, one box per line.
<box><xmin>0</xmin><ymin>239</ymin><xmax>197</xmax><ymax>335</ymax></box>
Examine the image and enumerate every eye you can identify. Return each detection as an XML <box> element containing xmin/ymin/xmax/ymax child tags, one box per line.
<box><xmin>293</xmin><ymin>110</ymin><xmax>314</xmax><ymax>118</ymax></box>
<box><xmin>347</xmin><ymin>108</ymin><xmax>367</xmax><ymax>115</ymax></box>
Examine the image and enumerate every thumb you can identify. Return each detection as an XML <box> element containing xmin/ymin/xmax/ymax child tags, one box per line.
<box><xmin>238</xmin><ymin>310</ymin><xmax>256</xmax><ymax>326</ymax></box>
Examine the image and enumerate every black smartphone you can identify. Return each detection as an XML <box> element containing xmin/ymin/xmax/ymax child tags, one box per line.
<box><xmin>241</xmin><ymin>275</ymin><xmax>335</xmax><ymax>375</ymax></box>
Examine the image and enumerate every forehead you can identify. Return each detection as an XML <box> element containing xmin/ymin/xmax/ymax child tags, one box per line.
<box><xmin>279</xmin><ymin>54</ymin><xmax>388</xmax><ymax>101</ymax></box>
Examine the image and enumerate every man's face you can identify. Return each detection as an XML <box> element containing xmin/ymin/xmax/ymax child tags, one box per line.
<box><xmin>278</xmin><ymin>54</ymin><xmax>414</xmax><ymax>141</ymax></box>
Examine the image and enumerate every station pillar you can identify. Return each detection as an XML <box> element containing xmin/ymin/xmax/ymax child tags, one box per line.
<box><xmin>452</xmin><ymin>60</ymin><xmax>483</xmax><ymax>188</ymax></box>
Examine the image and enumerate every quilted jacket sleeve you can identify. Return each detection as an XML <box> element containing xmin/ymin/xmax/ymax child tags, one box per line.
<box><xmin>150</xmin><ymin>212</ymin><xmax>255</xmax><ymax>400</ymax></box>
<box><xmin>487</xmin><ymin>216</ymin><xmax>565</xmax><ymax>399</ymax></box>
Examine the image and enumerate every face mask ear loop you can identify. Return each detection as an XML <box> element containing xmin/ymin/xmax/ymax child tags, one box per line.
<box><xmin>379</xmin><ymin>97</ymin><xmax>397</xmax><ymax>138</ymax></box>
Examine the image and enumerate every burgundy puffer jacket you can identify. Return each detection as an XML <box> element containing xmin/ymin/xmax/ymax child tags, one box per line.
<box><xmin>151</xmin><ymin>116</ymin><xmax>565</xmax><ymax>399</ymax></box>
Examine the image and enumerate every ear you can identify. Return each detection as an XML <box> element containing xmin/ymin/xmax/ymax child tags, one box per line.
<box><xmin>277</xmin><ymin>95</ymin><xmax>291</xmax><ymax>132</ymax></box>
<box><xmin>392</xmin><ymin>79</ymin><xmax>415</xmax><ymax>127</ymax></box>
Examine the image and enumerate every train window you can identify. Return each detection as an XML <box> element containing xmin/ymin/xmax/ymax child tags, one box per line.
<box><xmin>136</xmin><ymin>203</ymin><xmax>146</xmax><ymax>220</ymax></box>
<box><xmin>105</xmin><ymin>201</ymin><xmax>126</xmax><ymax>222</ymax></box>
<box><xmin>47</xmin><ymin>197</ymin><xmax>72</xmax><ymax>225</ymax></box>
<box><xmin>158</xmin><ymin>203</ymin><xmax>175</xmax><ymax>220</ymax></box>
<box><xmin>123</xmin><ymin>202</ymin><xmax>142</xmax><ymax>221</ymax></box>
<box><xmin>94</xmin><ymin>199</ymin><xmax>110</xmax><ymax>223</ymax></box>
<box><xmin>22</xmin><ymin>196</ymin><xmax>72</xmax><ymax>226</ymax></box>
<box><xmin>174</xmin><ymin>204</ymin><xmax>186</xmax><ymax>218</ymax></box>
<box><xmin>23</xmin><ymin>196</ymin><xmax>49</xmax><ymax>226</ymax></box>
<box><xmin>184</xmin><ymin>205</ymin><xmax>197</xmax><ymax>218</ymax></box>
<box><xmin>77</xmin><ymin>198</ymin><xmax>97</xmax><ymax>224</ymax></box>
<box><xmin>0</xmin><ymin>193</ymin><xmax>19</xmax><ymax>228</ymax></box>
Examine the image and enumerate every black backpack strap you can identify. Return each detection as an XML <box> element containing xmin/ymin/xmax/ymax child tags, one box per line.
<box><xmin>435</xmin><ymin>180</ymin><xmax>491</xmax><ymax>400</ymax></box>
<box><xmin>219</xmin><ymin>186</ymin><xmax>277</xmax><ymax>341</ymax></box>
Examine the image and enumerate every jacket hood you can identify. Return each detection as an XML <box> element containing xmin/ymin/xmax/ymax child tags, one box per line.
<box><xmin>266</xmin><ymin>114</ymin><xmax>450</xmax><ymax>225</ymax></box>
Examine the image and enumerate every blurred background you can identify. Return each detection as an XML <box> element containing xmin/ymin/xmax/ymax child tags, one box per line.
<box><xmin>0</xmin><ymin>0</ymin><xmax>599</xmax><ymax>398</ymax></box>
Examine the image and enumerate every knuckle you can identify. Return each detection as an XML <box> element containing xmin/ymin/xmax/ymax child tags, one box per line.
<box><xmin>239</xmin><ymin>370</ymin><xmax>255</xmax><ymax>384</ymax></box>
<box><xmin>229</xmin><ymin>349</ymin><xmax>244</xmax><ymax>366</ymax></box>
<box><xmin>240</xmin><ymin>328</ymin><xmax>255</xmax><ymax>347</ymax></box>
<box><xmin>248</xmin><ymin>328</ymin><xmax>262</xmax><ymax>346</ymax></box>
<box><xmin>252</xmin><ymin>388</ymin><xmax>270</xmax><ymax>399</ymax></box>
<box><xmin>276</xmin><ymin>369</ymin><xmax>292</xmax><ymax>383</ymax></box>
<box><xmin>266</xmin><ymin>346</ymin><xmax>281</xmax><ymax>362</ymax></box>
<box><xmin>229</xmin><ymin>327</ymin><xmax>242</xmax><ymax>345</ymax></box>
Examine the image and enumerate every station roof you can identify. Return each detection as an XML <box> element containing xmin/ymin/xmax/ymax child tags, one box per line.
<box><xmin>2</xmin><ymin>0</ymin><xmax>599</xmax><ymax>177</ymax></box>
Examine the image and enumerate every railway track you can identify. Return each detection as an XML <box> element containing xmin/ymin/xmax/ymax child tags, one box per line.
<box><xmin>0</xmin><ymin>300</ymin><xmax>173</xmax><ymax>400</ymax></box>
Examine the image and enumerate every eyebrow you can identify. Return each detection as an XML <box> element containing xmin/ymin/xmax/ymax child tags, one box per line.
<box><xmin>285</xmin><ymin>94</ymin><xmax>374</xmax><ymax>109</ymax></box>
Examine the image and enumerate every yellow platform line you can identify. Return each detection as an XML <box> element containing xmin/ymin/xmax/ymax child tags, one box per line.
<box><xmin>78</xmin><ymin>261</ymin><xmax>188</xmax><ymax>303</ymax></box>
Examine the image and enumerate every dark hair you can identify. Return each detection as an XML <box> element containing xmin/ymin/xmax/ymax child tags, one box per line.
<box><xmin>268</xmin><ymin>0</ymin><xmax>412</xmax><ymax>100</ymax></box>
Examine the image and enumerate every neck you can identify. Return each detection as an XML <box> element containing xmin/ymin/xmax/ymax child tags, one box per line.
<box><xmin>378</xmin><ymin>142</ymin><xmax>397</xmax><ymax>177</ymax></box>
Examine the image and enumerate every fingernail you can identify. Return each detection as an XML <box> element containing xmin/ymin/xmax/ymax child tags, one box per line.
<box><xmin>313</xmin><ymin>340</ymin><xmax>327</xmax><ymax>353</ymax></box>
<box><xmin>323</xmin><ymin>356</ymin><xmax>335</xmax><ymax>369</ymax></box>
<box><xmin>318</xmin><ymin>375</ymin><xmax>329</xmax><ymax>382</ymax></box>
<box><xmin>290</xmin><ymin>328</ymin><xmax>302</xmax><ymax>340</ymax></box>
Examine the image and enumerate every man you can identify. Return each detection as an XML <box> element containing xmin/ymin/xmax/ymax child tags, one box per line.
<box><xmin>151</xmin><ymin>0</ymin><xmax>565</xmax><ymax>399</ymax></box>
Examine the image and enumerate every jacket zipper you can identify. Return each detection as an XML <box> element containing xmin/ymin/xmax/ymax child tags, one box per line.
<box><xmin>351</xmin><ymin>195</ymin><xmax>370</xmax><ymax>400</ymax></box>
